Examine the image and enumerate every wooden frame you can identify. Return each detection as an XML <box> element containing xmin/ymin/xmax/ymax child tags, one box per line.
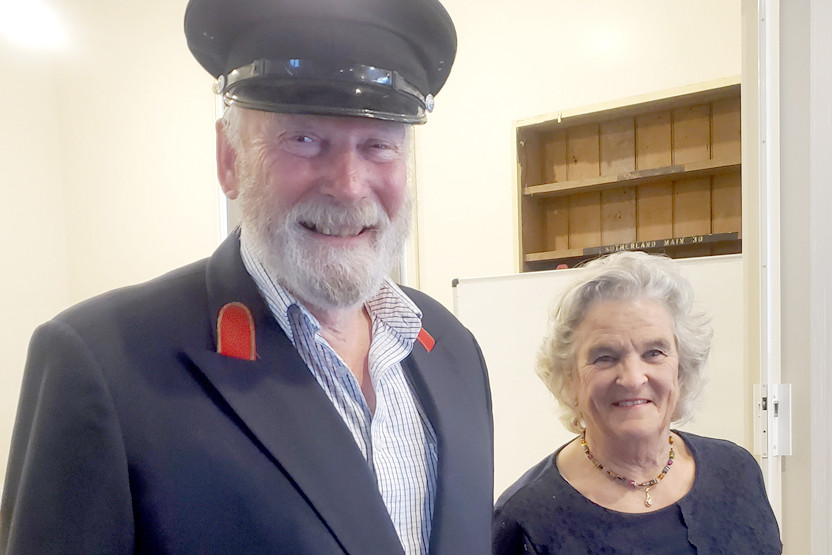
<box><xmin>516</xmin><ymin>79</ymin><xmax>742</xmax><ymax>271</ymax></box>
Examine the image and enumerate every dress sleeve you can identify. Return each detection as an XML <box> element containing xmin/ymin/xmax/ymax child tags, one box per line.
<box><xmin>0</xmin><ymin>320</ymin><xmax>134</xmax><ymax>554</ymax></box>
<box><xmin>493</xmin><ymin>506</ymin><xmax>539</xmax><ymax>555</ymax></box>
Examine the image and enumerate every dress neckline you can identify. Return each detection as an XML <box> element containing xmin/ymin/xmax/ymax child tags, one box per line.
<box><xmin>552</xmin><ymin>429</ymin><xmax>698</xmax><ymax>516</ymax></box>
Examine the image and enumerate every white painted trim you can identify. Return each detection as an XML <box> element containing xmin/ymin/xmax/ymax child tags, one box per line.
<box><xmin>755</xmin><ymin>0</ymin><xmax>784</xmax><ymax>519</ymax></box>
<box><xmin>217</xmin><ymin>189</ymin><xmax>230</xmax><ymax>243</ymax></box>
<box><xmin>809</xmin><ymin>0</ymin><xmax>832</xmax><ymax>551</ymax></box>
<box><xmin>401</xmin><ymin>126</ymin><xmax>420</xmax><ymax>288</ymax></box>
<box><xmin>215</xmin><ymin>95</ymin><xmax>231</xmax><ymax>244</ymax></box>
<box><xmin>513</xmin><ymin>76</ymin><xmax>741</xmax><ymax>129</ymax></box>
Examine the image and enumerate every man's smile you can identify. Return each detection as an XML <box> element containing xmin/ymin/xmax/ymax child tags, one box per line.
<box><xmin>300</xmin><ymin>221</ymin><xmax>374</xmax><ymax>237</ymax></box>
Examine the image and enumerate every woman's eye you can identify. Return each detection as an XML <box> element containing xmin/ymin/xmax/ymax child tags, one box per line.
<box><xmin>592</xmin><ymin>355</ymin><xmax>615</xmax><ymax>365</ymax></box>
<box><xmin>644</xmin><ymin>349</ymin><xmax>666</xmax><ymax>359</ymax></box>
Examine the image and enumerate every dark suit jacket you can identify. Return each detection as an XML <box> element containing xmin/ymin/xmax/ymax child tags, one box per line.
<box><xmin>1</xmin><ymin>233</ymin><xmax>494</xmax><ymax>554</ymax></box>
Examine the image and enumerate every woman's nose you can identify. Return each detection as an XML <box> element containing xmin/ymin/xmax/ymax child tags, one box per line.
<box><xmin>615</xmin><ymin>355</ymin><xmax>648</xmax><ymax>388</ymax></box>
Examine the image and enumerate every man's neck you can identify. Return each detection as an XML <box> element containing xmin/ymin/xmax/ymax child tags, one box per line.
<box><xmin>308</xmin><ymin>302</ymin><xmax>376</xmax><ymax>413</ymax></box>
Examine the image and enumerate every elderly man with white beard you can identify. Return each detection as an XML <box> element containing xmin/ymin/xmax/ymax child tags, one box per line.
<box><xmin>0</xmin><ymin>0</ymin><xmax>494</xmax><ymax>553</ymax></box>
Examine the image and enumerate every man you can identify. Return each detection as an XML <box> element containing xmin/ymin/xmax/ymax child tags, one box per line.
<box><xmin>0</xmin><ymin>0</ymin><xmax>493</xmax><ymax>553</ymax></box>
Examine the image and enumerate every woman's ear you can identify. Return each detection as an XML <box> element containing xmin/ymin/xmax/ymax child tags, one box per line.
<box><xmin>216</xmin><ymin>119</ymin><xmax>240</xmax><ymax>200</ymax></box>
<box><xmin>564</xmin><ymin>373</ymin><xmax>580</xmax><ymax>412</ymax></box>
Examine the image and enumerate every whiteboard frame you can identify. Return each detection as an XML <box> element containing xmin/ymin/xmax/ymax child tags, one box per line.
<box><xmin>453</xmin><ymin>254</ymin><xmax>747</xmax><ymax>496</ymax></box>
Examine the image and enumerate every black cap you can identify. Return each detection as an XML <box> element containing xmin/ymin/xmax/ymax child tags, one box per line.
<box><xmin>184</xmin><ymin>0</ymin><xmax>457</xmax><ymax>123</ymax></box>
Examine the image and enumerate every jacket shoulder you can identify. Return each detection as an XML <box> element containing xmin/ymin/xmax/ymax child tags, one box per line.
<box><xmin>55</xmin><ymin>259</ymin><xmax>208</xmax><ymax>323</ymax></box>
<box><xmin>399</xmin><ymin>285</ymin><xmax>448</xmax><ymax>314</ymax></box>
<box><xmin>46</xmin><ymin>258</ymin><xmax>211</xmax><ymax>349</ymax></box>
<box><xmin>399</xmin><ymin>285</ymin><xmax>463</xmax><ymax>330</ymax></box>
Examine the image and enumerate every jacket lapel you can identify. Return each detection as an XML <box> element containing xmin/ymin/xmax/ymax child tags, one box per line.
<box><xmin>402</xmin><ymin>314</ymin><xmax>494</xmax><ymax>555</ymax></box>
<box><xmin>183</xmin><ymin>233</ymin><xmax>403</xmax><ymax>554</ymax></box>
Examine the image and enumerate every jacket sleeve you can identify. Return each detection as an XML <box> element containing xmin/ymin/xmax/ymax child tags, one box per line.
<box><xmin>1</xmin><ymin>320</ymin><xmax>134</xmax><ymax>554</ymax></box>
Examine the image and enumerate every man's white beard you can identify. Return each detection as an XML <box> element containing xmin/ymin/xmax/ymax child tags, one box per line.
<box><xmin>240</xmin><ymin>183</ymin><xmax>412</xmax><ymax>313</ymax></box>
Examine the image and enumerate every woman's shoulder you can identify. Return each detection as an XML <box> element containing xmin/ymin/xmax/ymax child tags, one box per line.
<box><xmin>676</xmin><ymin>430</ymin><xmax>772</xmax><ymax>493</ymax></box>
<box><xmin>494</xmin><ymin>451</ymin><xmax>559</xmax><ymax>512</ymax></box>
<box><xmin>674</xmin><ymin>431</ymin><xmax>782</xmax><ymax>552</ymax></box>
<box><xmin>676</xmin><ymin>430</ymin><xmax>759</xmax><ymax>470</ymax></box>
<box><xmin>493</xmin><ymin>444</ymin><xmax>608</xmax><ymax>553</ymax></box>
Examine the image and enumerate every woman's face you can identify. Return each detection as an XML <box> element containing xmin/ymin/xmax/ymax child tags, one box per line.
<box><xmin>571</xmin><ymin>298</ymin><xmax>680</xmax><ymax>444</ymax></box>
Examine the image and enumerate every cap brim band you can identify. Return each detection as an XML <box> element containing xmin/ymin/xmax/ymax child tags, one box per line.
<box><xmin>218</xmin><ymin>59</ymin><xmax>431</xmax><ymax>123</ymax></box>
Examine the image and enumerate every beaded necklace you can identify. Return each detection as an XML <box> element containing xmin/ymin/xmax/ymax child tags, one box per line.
<box><xmin>580</xmin><ymin>430</ymin><xmax>675</xmax><ymax>507</ymax></box>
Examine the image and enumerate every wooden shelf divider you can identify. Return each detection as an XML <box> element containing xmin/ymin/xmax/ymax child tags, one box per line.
<box><xmin>524</xmin><ymin>158</ymin><xmax>741</xmax><ymax>198</ymax></box>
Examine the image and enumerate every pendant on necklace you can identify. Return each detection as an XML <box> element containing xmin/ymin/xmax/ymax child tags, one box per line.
<box><xmin>643</xmin><ymin>488</ymin><xmax>653</xmax><ymax>507</ymax></box>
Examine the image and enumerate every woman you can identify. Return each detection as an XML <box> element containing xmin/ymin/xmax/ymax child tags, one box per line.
<box><xmin>492</xmin><ymin>251</ymin><xmax>781</xmax><ymax>554</ymax></box>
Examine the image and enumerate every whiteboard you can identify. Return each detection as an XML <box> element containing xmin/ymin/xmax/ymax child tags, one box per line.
<box><xmin>453</xmin><ymin>254</ymin><xmax>748</xmax><ymax>497</ymax></box>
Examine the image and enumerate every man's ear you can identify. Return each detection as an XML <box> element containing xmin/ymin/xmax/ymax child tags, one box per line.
<box><xmin>216</xmin><ymin>119</ymin><xmax>240</xmax><ymax>200</ymax></box>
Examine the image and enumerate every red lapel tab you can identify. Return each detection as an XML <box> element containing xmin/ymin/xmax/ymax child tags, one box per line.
<box><xmin>217</xmin><ymin>302</ymin><xmax>256</xmax><ymax>361</ymax></box>
<box><xmin>417</xmin><ymin>328</ymin><xmax>435</xmax><ymax>353</ymax></box>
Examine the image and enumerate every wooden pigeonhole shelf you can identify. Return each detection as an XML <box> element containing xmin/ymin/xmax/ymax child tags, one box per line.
<box><xmin>516</xmin><ymin>80</ymin><xmax>741</xmax><ymax>272</ymax></box>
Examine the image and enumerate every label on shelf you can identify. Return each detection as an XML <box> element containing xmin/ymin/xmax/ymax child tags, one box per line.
<box><xmin>582</xmin><ymin>232</ymin><xmax>740</xmax><ymax>256</ymax></box>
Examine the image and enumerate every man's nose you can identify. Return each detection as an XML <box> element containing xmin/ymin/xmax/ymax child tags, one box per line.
<box><xmin>322</xmin><ymin>148</ymin><xmax>371</xmax><ymax>202</ymax></box>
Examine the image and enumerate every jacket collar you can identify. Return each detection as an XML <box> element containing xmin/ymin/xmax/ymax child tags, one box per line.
<box><xmin>183</xmin><ymin>231</ymin><xmax>404</xmax><ymax>554</ymax></box>
<box><xmin>185</xmin><ymin>232</ymin><xmax>490</xmax><ymax>554</ymax></box>
<box><xmin>398</xmin><ymin>284</ymin><xmax>494</xmax><ymax>554</ymax></box>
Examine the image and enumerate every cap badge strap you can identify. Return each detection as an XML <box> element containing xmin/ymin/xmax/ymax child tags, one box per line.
<box><xmin>417</xmin><ymin>328</ymin><xmax>435</xmax><ymax>353</ymax></box>
<box><xmin>217</xmin><ymin>302</ymin><xmax>257</xmax><ymax>361</ymax></box>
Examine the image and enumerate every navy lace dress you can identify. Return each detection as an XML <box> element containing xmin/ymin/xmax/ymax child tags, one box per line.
<box><xmin>493</xmin><ymin>431</ymin><xmax>782</xmax><ymax>554</ymax></box>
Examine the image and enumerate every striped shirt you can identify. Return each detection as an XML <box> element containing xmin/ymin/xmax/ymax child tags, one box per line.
<box><xmin>240</xmin><ymin>238</ymin><xmax>438</xmax><ymax>555</ymax></box>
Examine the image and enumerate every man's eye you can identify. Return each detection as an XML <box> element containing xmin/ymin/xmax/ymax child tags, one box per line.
<box><xmin>364</xmin><ymin>140</ymin><xmax>402</xmax><ymax>161</ymax></box>
<box><xmin>281</xmin><ymin>134</ymin><xmax>322</xmax><ymax>157</ymax></box>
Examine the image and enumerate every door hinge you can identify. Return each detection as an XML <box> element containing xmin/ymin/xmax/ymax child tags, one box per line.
<box><xmin>753</xmin><ymin>383</ymin><xmax>793</xmax><ymax>457</ymax></box>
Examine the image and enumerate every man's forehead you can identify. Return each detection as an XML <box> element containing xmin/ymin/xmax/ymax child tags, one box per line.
<box><xmin>242</xmin><ymin>108</ymin><xmax>410</xmax><ymax>136</ymax></box>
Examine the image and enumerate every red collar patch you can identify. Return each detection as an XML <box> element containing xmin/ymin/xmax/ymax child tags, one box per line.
<box><xmin>417</xmin><ymin>328</ymin><xmax>435</xmax><ymax>353</ymax></box>
<box><xmin>217</xmin><ymin>302</ymin><xmax>256</xmax><ymax>361</ymax></box>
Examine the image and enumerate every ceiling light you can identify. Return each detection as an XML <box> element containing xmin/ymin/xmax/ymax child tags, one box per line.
<box><xmin>0</xmin><ymin>0</ymin><xmax>68</xmax><ymax>51</ymax></box>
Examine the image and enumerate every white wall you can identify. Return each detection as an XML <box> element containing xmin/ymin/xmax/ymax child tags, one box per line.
<box><xmin>778</xmin><ymin>4</ymin><xmax>812</xmax><ymax>552</ymax></box>
<box><xmin>806</xmin><ymin>4</ymin><xmax>832</xmax><ymax>552</ymax></box>
<box><xmin>0</xmin><ymin>33</ymin><xmax>70</xmax><ymax>499</ymax></box>
<box><xmin>778</xmin><ymin>0</ymin><xmax>832</xmax><ymax>552</ymax></box>
<box><xmin>1</xmin><ymin>0</ymin><xmax>747</xmax><ymax>524</ymax></box>
<box><xmin>6</xmin><ymin>1</ymin><xmax>829</xmax><ymax>552</ymax></box>
<box><xmin>0</xmin><ymin>0</ymin><xmax>220</xmax><ymax>493</ymax></box>
<box><xmin>414</xmin><ymin>0</ymin><xmax>742</xmax><ymax>307</ymax></box>
<box><xmin>54</xmin><ymin>0</ymin><xmax>220</xmax><ymax>302</ymax></box>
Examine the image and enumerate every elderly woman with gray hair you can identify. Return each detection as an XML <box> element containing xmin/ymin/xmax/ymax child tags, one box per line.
<box><xmin>492</xmin><ymin>251</ymin><xmax>781</xmax><ymax>554</ymax></box>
